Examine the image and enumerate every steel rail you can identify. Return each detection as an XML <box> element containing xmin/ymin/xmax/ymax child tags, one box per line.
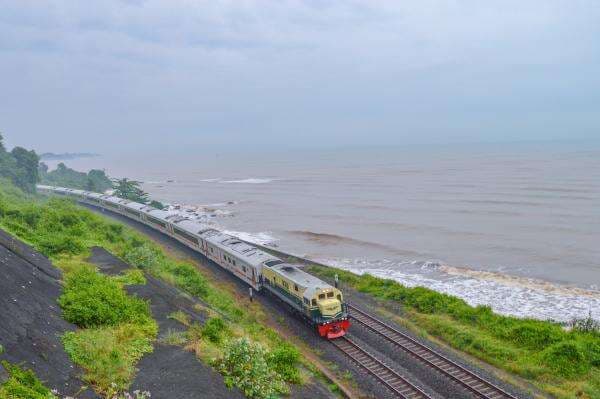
<box><xmin>332</xmin><ymin>335</ymin><xmax>432</xmax><ymax>399</ymax></box>
<box><xmin>348</xmin><ymin>304</ymin><xmax>518</xmax><ymax>399</ymax></box>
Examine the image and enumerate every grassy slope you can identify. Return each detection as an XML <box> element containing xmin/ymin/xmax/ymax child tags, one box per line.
<box><xmin>0</xmin><ymin>361</ymin><xmax>57</xmax><ymax>399</ymax></box>
<box><xmin>308</xmin><ymin>265</ymin><xmax>600</xmax><ymax>399</ymax></box>
<box><xmin>0</xmin><ymin>181</ymin><xmax>314</xmax><ymax>399</ymax></box>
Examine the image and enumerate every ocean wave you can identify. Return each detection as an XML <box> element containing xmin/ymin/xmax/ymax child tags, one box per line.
<box><xmin>199</xmin><ymin>178</ymin><xmax>221</xmax><ymax>183</ymax></box>
<box><xmin>221</xmin><ymin>178</ymin><xmax>276</xmax><ymax>184</ymax></box>
<box><xmin>287</xmin><ymin>230</ymin><xmax>421</xmax><ymax>257</ymax></box>
<box><xmin>319</xmin><ymin>258</ymin><xmax>600</xmax><ymax>322</ymax></box>
<box><xmin>165</xmin><ymin>202</ymin><xmax>234</xmax><ymax>219</ymax></box>
<box><xmin>222</xmin><ymin>230</ymin><xmax>279</xmax><ymax>246</ymax></box>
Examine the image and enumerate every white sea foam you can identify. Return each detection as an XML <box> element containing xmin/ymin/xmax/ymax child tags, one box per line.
<box><xmin>199</xmin><ymin>178</ymin><xmax>221</xmax><ymax>182</ymax></box>
<box><xmin>318</xmin><ymin>258</ymin><xmax>600</xmax><ymax>322</ymax></box>
<box><xmin>222</xmin><ymin>230</ymin><xmax>279</xmax><ymax>246</ymax></box>
<box><xmin>221</xmin><ymin>178</ymin><xmax>275</xmax><ymax>184</ymax></box>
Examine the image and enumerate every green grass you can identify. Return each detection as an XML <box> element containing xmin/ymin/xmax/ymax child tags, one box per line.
<box><xmin>55</xmin><ymin>256</ymin><xmax>157</xmax><ymax>396</ymax></box>
<box><xmin>59</xmin><ymin>265</ymin><xmax>152</xmax><ymax>328</ymax></box>
<box><xmin>0</xmin><ymin>361</ymin><xmax>57</xmax><ymax>399</ymax></box>
<box><xmin>62</xmin><ymin>322</ymin><xmax>156</xmax><ymax>396</ymax></box>
<box><xmin>308</xmin><ymin>265</ymin><xmax>600</xmax><ymax>399</ymax></box>
<box><xmin>0</xmin><ymin>181</ymin><xmax>308</xmax><ymax>398</ymax></box>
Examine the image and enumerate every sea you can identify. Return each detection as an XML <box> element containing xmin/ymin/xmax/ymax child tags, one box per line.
<box><xmin>47</xmin><ymin>140</ymin><xmax>600</xmax><ymax>322</ymax></box>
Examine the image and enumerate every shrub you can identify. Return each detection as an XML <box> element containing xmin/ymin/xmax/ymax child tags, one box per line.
<box><xmin>58</xmin><ymin>267</ymin><xmax>151</xmax><ymax>328</ymax></box>
<box><xmin>218</xmin><ymin>338</ymin><xmax>287</xmax><ymax>399</ymax></box>
<box><xmin>0</xmin><ymin>361</ymin><xmax>56</xmax><ymax>399</ymax></box>
<box><xmin>540</xmin><ymin>341</ymin><xmax>590</xmax><ymax>378</ymax></box>
<box><xmin>62</xmin><ymin>323</ymin><xmax>156</xmax><ymax>395</ymax></box>
<box><xmin>507</xmin><ymin>322</ymin><xmax>563</xmax><ymax>350</ymax></box>
<box><xmin>268</xmin><ymin>342</ymin><xmax>301</xmax><ymax>383</ymax></box>
<box><xmin>113</xmin><ymin>269</ymin><xmax>147</xmax><ymax>286</ymax></box>
<box><xmin>201</xmin><ymin>317</ymin><xmax>229</xmax><ymax>344</ymax></box>
<box><xmin>122</xmin><ymin>245</ymin><xmax>161</xmax><ymax>270</ymax></box>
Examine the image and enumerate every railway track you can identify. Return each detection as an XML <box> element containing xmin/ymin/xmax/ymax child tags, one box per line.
<box><xmin>348</xmin><ymin>304</ymin><xmax>518</xmax><ymax>399</ymax></box>
<box><xmin>331</xmin><ymin>335</ymin><xmax>432</xmax><ymax>399</ymax></box>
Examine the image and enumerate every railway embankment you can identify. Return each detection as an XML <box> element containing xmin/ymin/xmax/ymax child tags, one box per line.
<box><xmin>0</xmin><ymin>181</ymin><xmax>344</xmax><ymax>398</ymax></box>
<box><xmin>239</xmin><ymin>238</ymin><xmax>600</xmax><ymax>399</ymax></box>
<box><xmin>306</xmin><ymin>265</ymin><xmax>600</xmax><ymax>399</ymax></box>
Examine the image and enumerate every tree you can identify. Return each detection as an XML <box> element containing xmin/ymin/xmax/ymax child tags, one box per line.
<box><xmin>86</xmin><ymin>169</ymin><xmax>112</xmax><ymax>192</ymax></box>
<box><xmin>149</xmin><ymin>200</ymin><xmax>165</xmax><ymax>210</ymax></box>
<box><xmin>38</xmin><ymin>162</ymin><xmax>49</xmax><ymax>176</ymax></box>
<box><xmin>40</xmin><ymin>163</ymin><xmax>112</xmax><ymax>193</ymax></box>
<box><xmin>0</xmin><ymin>133</ymin><xmax>40</xmax><ymax>193</ymax></box>
<box><xmin>11</xmin><ymin>147</ymin><xmax>40</xmax><ymax>193</ymax></box>
<box><xmin>112</xmin><ymin>178</ymin><xmax>149</xmax><ymax>203</ymax></box>
<box><xmin>0</xmin><ymin>133</ymin><xmax>17</xmax><ymax>183</ymax></box>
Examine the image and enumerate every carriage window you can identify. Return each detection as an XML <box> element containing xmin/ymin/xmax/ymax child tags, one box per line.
<box><xmin>282</xmin><ymin>281</ymin><xmax>289</xmax><ymax>289</ymax></box>
<box><xmin>233</xmin><ymin>260</ymin><xmax>237</xmax><ymax>266</ymax></box>
<box><xmin>264</xmin><ymin>260</ymin><xmax>284</xmax><ymax>267</ymax></box>
<box><xmin>303</xmin><ymin>298</ymin><xmax>310</xmax><ymax>305</ymax></box>
<box><xmin>311</xmin><ymin>299</ymin><xmax>317</xmax><ymax>306</ymax></box>
<box><xmin>318</xmin><ymin>294</ymin><xmax>325</xmax><ymax>300</ymax></box>
<box><xmin>294</xmin><ymin>284</ymin><xmax>299</xmax><ymax>291</ymax></box>
<box><xmin>242</xmin><ymin>266</ymin><xmax>246</xmax><ymax>272</ymax></box>
<box><xmin>327</xmin><ymin>292</ymin><xmax>334</xmax><ymax>298</ymax></box>
<box><xmin>337</xmin><ymin>295</ymin><xmax>341</xmax><ymax>301</ymax></box>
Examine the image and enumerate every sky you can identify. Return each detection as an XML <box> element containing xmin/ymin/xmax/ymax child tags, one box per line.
<box><xmin>1</xmin><ymin>1</ymin><xmax>599</xmax><ymax>154</ymax></box>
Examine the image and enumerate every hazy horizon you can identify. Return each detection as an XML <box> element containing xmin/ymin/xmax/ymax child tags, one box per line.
<box><xmin>2</xmin><ymin>1</ymin><xmax>599</xmax><ymax>154</ymax></box>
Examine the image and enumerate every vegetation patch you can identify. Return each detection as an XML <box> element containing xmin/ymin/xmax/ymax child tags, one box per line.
<box><xmin>62</xmin><ymin>322</ymin><xmax>156</xmax><ymax>396</ymax></box>
<box><xmin>308</xmin><ymin>264</ymin><xmax>600</xmax><ymax>399</ymax></box>
<box><xmin>0</xmin><ymin>361</ymin><xmax>57</xmax><ymax>399</ymax></box>
<box><xmin>59</xmin><ymin>266</ymin><xmax>152</xmax><ymax>328</ymax></box>
<box><xmin>39</xmin><ymin>162</ymin><xmax>112</xmax><ymax>193</ymax></box>
<box><xmin>218</xmin><ymin>338</ymin><xmax>289</xmax><ymax>399</ymax></box>
<box><xmin>55</xmin><ymin>257</ymin><xmax>157</xmax><ymax>396</ymax></box>
<box><xmin>0</xmin><ymin>181</ymin><xmax>310</xmax><ymax>398</ymax></box>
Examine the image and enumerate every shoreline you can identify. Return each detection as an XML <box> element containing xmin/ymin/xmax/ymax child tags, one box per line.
<box><xmin>237</xmin><ymin>240</ymin><xmax>600</xmax><ymax>324</ymax></box>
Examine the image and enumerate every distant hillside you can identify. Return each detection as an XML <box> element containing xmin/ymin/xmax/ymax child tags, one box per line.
<box><xmin>40</xmin><ymin>152</ymin><xmax>99</xmax><ymax>161</ymax></box>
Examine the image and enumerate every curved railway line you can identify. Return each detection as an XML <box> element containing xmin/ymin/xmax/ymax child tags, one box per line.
<box><xmin>331</xmin><ymin>335</ymin><xmax>432</xmax><ymax>399</ymax></box>
<box><xmin>347</xmin><ymin>304</ymin><xmax>518</xmax><ymax>399</ymax></box>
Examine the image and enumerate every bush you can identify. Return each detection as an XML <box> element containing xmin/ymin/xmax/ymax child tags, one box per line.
<box><xmin>113</xmin><ymin>269</ymin><xmax>147</xmax><ymax>286</ymax></box>
<box><xmin>0</xmin><ymin>361</ymin><xmax>56</xmax><ymax>399</ymax></box>
<box><xmin>268</xmin><ymin>342</ymin><xmax>301</xmax><ymax>384</ymax></box>
<box><xmin>541</xmin><ymin>341</ymin><xmax>590</xmax><ymax>378</ymax></box>
<box><xmin>62</xmin><ymin>323</ymin><xmax>156</xmax><ymax>395</ymax></box>
<box><xmin>201</xmin><ymin>317</ymin><xmax>229</xmax><ymax>344</ymax></box>
<box><xmin>508</xmin><ymin>322</ymin><xmax>563</xmax><ymax>350</ymax></box>
<box><xmin>122</xmin><ymin>245</ymin><xmax>161</xmax><ymax>270</ymax></box>
<box><xmin>58</xmin><ymin>267</ymin><xmax>151</xmax><ymax>328</ymax></box>
<box><xmin>218</xmin><ymin>338</ymin><xmax>287</xmax><ymax>399</ymax></box>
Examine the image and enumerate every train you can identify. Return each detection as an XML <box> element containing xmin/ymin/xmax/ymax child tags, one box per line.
<box><xmin>37</xmin><ymin>185</ymin><xmax>350</xmax><ymax>339</ymax></box>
